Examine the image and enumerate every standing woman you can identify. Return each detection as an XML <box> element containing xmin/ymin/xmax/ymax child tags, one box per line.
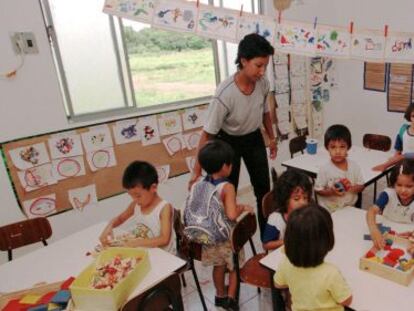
<box><xmin>190</xmin><ymin>33</ymin><xmax>277</xmax><ymax>239</ymax></box>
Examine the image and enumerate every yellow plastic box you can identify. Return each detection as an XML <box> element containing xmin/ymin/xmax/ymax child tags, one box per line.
<box><xmin>70</xmin><ymin>247</ymin><xmax>150</xmax><ymax>311</ymax></box>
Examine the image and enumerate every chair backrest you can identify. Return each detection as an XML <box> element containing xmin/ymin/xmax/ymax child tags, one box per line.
<box><xmin>0</xmin><ymin>217</ymin><xmax>52</xmax><ymax>252</ymax></box>
<box><xmin>289</xmin><ymin>135</ymin><xmax>307</xmax><ymax>158</ymax></box>
<box><xmin>363</xmin><ymin>134</ymin><xmax>392</xmax><ymax>152</ymax></box>
<box><xmin>231</xmin><ymin>213</ymin><xmax>257</xmax><ymax>253</ymax></box>
<box><xmin>173</xmin><ymin>209</ymin><xmax>202</xmax><ymax>261</ymax></box>
<box><xmin>262</xmin><ymin>191</ymin><xmax>276</xmax><ymax>220</ymax></box>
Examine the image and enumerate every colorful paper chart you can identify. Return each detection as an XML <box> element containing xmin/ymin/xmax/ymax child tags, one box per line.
<box><xmin>138</xmin><ymin>115</ymin><xmax>161</xmax><ymax>146</ymax></box>
<box><xmin>385</xmin><ymin>31</ymin><xmax>414</xmax><ymax>63</ymax></box>
<box><xmin>351</xmin><ymin>29</ymin><xmax>386</xmax><ymax>61</ymax></box>
<box><xmin>275</xmin><ymin>21</ymin><xmax>316</xmax><ymax>56</ymax></box>
<box><xmin>182</xmin><ymin>107</ymin><xmax>206</xmax><ymax>130</ymax></box>
<box><xmin>9</xmin><ymin>143</ymin><xmax>50</xmax><ymax>170</ymax></box>
<box><xmin>81</xmin><ymin>126</ymin><xmax>114</xmax><ymax>153</ymax></box>
<box><xmin>152</xmin><ymin>0</ymin><xmax>197</xmax><ymax>33</ymax></box>
<box><xmin>316</xmin><ymin>25</ymin><xmax>351</xmax><ymax>58</ymax></box>
<box><xmin>113</xmin><ymin>119</ymin><xmax>140</xmax><ymax>145</ymax></box>
<box><xmin>23</xmin><ymin>194</ymin><xmax>57</xmax><ymax>218</ymax></box>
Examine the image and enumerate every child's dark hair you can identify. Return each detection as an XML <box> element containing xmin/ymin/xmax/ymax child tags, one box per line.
<box><xmin>404</xmin><ymin>103</ymin><xmax>414</xmax><ymax>122</ymax></box>
<box><xmin>122</xmin><ymin>161</ymin><xmax>158</xmax><ymax>190</ymax></box>
<box><xmin>324</xmin><ymin>124</ymin><xmax>352</xmax><ymax>149</ymax></box>
<box><xmin>272</xmin><ymin>169</ymin><xmax>313</xmax><ymax>214</ymax></box>
<box><xmin>198</xmin><ymin>139</ymin><xmax>234</xmax><ymax>175</ymax></box>
<box><xmin>389</xmin><ymin>158</ymin><xmax>414</xmax><ymax>186</ymax></box>
<box><xmin>235</xmin><ymin>33</ymin><xmax>274</xmax><ymax>70</ymax></box>
<box><xmin>285</xmin><ymin>204</ymin><xmax>334</xmax><ymax>267</ymax></box>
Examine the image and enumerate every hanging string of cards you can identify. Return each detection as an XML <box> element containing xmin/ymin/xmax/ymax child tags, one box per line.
<box><xmin>103</xmin><ymin>0</ymin><xmax>414</xmax><ymax>63</ymax></box>
<box><xmin>5</xmin><ymin>106</ymin><xmax>207</xmax><ymax>218</ymax></box>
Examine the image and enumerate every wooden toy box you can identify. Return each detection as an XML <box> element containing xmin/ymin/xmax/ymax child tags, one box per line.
<box><xmin>359</xmin><ymin>234</ymin><xmax>414</xmax><ymax>286</ymax></box>
<box><xmin>70</xmin><ymin>247</ymin><xmax>150</xmax><ymax>311</ymax></box>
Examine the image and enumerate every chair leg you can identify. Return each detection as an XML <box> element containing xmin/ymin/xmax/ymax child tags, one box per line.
<box><xmin>233</xmin><ymin>253</ymin><xmax>241</xmax><ymax>304</ymax></box>
<box><xmin>8</xmin><ymin>249</ymin><xmax>12</xmax><ymax>261</ymax></box>
<box><xmin>180</xmin><ymin>273</ymin><xmax>187</xmax><ymax>288</ymax></box>
<box><xmin>373</xmin><ymin>181</ymin><xmax>377</xmax><ymax>204</ymax></box>
<box><xmin>42</xmin><ymin>240</ymin><xmax>48</xmax><ymax>246</ymax></box>
<box><xmin>248</xmin><ymin>238</ymin><xmax>261</xmax><ymax>294</ymax></box>
<box><xmin>270</xmin><ymin>271</ymin><xmax>286</xmax><ymax>311</ymax></box>
<box><xmin>189</xmin><ymin>259</ymin><xmax>207</xmax><ymax>311</ymax></box>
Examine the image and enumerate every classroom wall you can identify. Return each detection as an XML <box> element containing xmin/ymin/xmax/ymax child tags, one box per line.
<box><xmin>1</xmin><ymin>0</ymin><xmax>413</xmax><ymax>262</ymax></box>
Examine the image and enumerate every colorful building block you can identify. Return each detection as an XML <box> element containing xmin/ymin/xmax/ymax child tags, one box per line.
<box><xmin>50</xmin><ymin>290</ymin><xmax>71</xmax><ymax>305</ymax></box>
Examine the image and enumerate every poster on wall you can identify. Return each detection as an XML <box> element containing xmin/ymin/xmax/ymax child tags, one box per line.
<box><xmin>138</xmin><ymin>115</ymin><xmax>161</xmax><ymax>146</ymax></box>
<box><xmin>162</xmin><ymin>133</ymin><xmax>185</xmax><ymax>156</ymax></box>
<box><xmin>158</xmin><ymin>111</ymin><xmax>183</xmax><ymax>136</ymax></box>
<box><xmin>351</xmin><ymin>29</ymin><xmax>386</xmax><ymax>61</ymax></box>
<box><xmin>103</xmin><ymin>0</ymin><xmax>157</xmax><ymax>23</ymax></box>
<box><xmin>152</xmin><ymin>0</ymin><xmax>198</xmax><ymax>33</ymax></box>
<box><xmin>81</xmin><ymin>125</ymin><xmax>114</xmax><ymax>153</ymax></box>
<box><xmin>275</xmin><ymin>21</ymin><xmax>316</xmax><ymax>56</ymax></box>
<box><xmin>182</xmin><ymin>107</ymin><xmax>206</xmax><ymax>130</ymax></box>
<box><xmin>113</xmin><ymin>119</ymin><xmax>140</xmax><ymax>145</ymax></box>
<box><xmin>385</xmin><ymin>31</ymin><xmax>414</xmax><ymax>63</ymax></box>
<box><xmin>316</xmin><ymin>25</ymin><xmax>351</xmax><ymax>58</ymax></box>
<box><xmin>183</xmin><ymin>131</ymin><xmax>201</xmax><ymax>150</ymax></box>
<box><xmin>237</xmin><ymin>13</ymin><xmax>275</xmax><ymax>43</ymax></box>
<box><xmin>86</xmin><ymin>147</ymin><xmax>118</xmax><ymax>172</ymax></box>
<box><xmin>9</xmin><ymin>143</ymin><xmax>50</xmax><ymax>170</ymax></box>
<box><xmin>22</xmin><ymin>194</ymin><xmax>57</xmax><ymax>218</ymax></box>
<box><xmin>48</xmin><ymin>134</ymin><xmax>84</xmax><ymax>159</ymax></box>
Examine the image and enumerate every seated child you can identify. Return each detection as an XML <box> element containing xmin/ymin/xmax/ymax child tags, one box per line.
<box><xmin>188</xmin><ymin>140</ymin><xmax>253</xmax><ymax>311</ymax></box>
<box><xmin>315</xmin><ymin>124</ymin><xmax>364</xmax><ymax>212</ymax></box>
<box><xmin>99</xmin><ymin>161</ymin><xmax>176</xmax><ymax>254</ymax></box>
<box><xmin>367</xmin><ymin>159</ymin><xmax>414</xmax><ymax>249</ymax></box>
<box><xmin>274</xmin><ymin>204</ymin><xmax>353</xmax><ymax>311</ymax></box>
<box><xmin>373</xmin><ymin>103</ymin><xmax>414</xmax><ymax>172</ymax></box>
<box><xmin>262</xmin><ymin>169</ymin><xmax>312</xmax><ymax>251</ymax></box>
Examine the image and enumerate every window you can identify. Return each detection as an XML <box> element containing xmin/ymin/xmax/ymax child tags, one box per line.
<box><xmin>41</xmin><ymin>0</ymin><xmax>261</xmax><ymax>120</ymax></box>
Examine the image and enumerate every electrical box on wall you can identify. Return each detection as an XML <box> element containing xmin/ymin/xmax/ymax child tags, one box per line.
<box><xmin>10</xmin><ymin>32</ymin><xmax>39</xmax><ymax>54</ymax></box>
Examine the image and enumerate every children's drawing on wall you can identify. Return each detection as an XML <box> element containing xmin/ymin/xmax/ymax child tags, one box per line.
<box><xmin>86</xmin><ymin>147</ymin><xmax>117</xmax><ymax>172</ymax></box>
<box><xmin>385</xmin><ymin>32</ymin><xmax>414</xmax><ymax>63</ymax></box>
<box><xmin>162</xmin><ymin>133</ymin><xmax>185</xmax><ymax>156</ymax></box>
<box><xmin>197</xmin><ymin>5</ymin><xmax>238</xmax><ymax>42</ymax></box>
<box><xmin>48</xmin><ymin>134</ymin><xmax>83</xmax><ymax>159</ymax></box>
<box><xmin>18</xmin><ymin>163</ymin><xmax>57</xmax><ymax>192</ymax></box>
<box><xmin>104</xmin><ymin>0</ymin><xmax>156</xmax><ymax>23</ymax></box>
<box><xmin>158</xmin><ymin>111</ymin><xmax>183</xmax><ymax>136</ymax></box>
<box><xmin>22</xmin><ymin>194</ymin><xmax>56</xmax><ymax>218</ymax></box>
<box><xmin>156</xmin><ymin>165</ymin><xmax>170</xmax><ymax>184</ymax></box>
<box><xmin>237</xmin><ymin>13</ymin><xmax>275</xmax><ymax>42</ymax></box>
<box><xmin>185</xmin><ymin>156</ymin><xmax>196</xmax><ymax>173</ymax></box>
<box><xmin>138</xmin><ymin>115</ymin><xmax>161</xmax><ymax>146</ymax></box>
<box><xmin>316</xmin><ymin>26</ymin><xmax>351</xmax><ymax>57</ymax></box>
<box><xmin>275</xmin><ymin>78</ymin><xmax>290</xmax><ymax>94</ymax></box>
<box><xmin>275</xmin><ymin>93</ymin><xmax>290</xmax><ymax>108</ymax></box>
<box><xmin>113</xmin><ymin>119</ymin><xmax>140</xmax><ymax>145</ymax></box>
<box><xmin>152</xmin><ymin>0</ymin><xmax>197</xmax><ymax>32</ymax></box>
<box><xmin>52</xmin><ymin>156</ymin><xmax>86</xmax><ymax>181</ymax></box>
<box><xmin>81</xmin><ymin>125</ymin><xmax>114</xmax><ymax>153</ymax></box>
<box><xmin>351</xmin><ymin>29</ymin><xmax>385</xmax><ymax>61</ymax></box>
<box><xmin>182</xmin><ymin>107</ymin><xmax>207</xmax><ymax>130</ymax></box>
<box><xmin>183</xmin><ymin>131</ymin><xmax>201</xmax><ymax>150</ymax></box>
<box><xmin>68</xmin><ymin>184</ymin><xmax>98</xmax><ymax>212</ymax></box>
<box><xmin>274</xmin><ymin>64</ymin><xmax>289</xmax><ymax>79</ymax></box>
<box><xmin>276</xmin><ymin>22</ymin><xmax>316</xmax><ymax>56</ymax></box>
<box><xmin>9</xmin><ymin>143</ymin><xmax>50</xmax><ymax>170</ymax></box>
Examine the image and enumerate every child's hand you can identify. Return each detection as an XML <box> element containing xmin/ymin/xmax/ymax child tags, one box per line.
<box><xmin>371</xmin><ymin>229</ymin><xmax>386</xmax><ymax>249</ymax></box>
<box><xmin>341</xmin><ymin>178</ymin><xmax>352</xmax><ymax>191</ymax></box>
<box><xmin>99</xmin><ymin>227</ymin><xmax>114</xmax><ymax>247</ymax></box>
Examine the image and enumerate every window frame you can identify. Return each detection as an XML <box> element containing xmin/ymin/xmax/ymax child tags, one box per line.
<box><xmin>39</xmin><ymin>0</ymin><xmax>262</xmax><ymax>122</ymax></box>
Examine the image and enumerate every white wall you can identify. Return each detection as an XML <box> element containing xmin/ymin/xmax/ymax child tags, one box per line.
<box><xmin>1</xmin><ymin>0</ymin><xmax>413</xmax><ymax>261</ymax></box>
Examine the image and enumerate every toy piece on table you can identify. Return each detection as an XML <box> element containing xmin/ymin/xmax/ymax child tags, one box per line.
<box><xmin>27</xmin><ymin>304</ymin><xmax>48</xmax><ymax>311</ymax></box>
<box><xmin>19</xmin><ymin>294</ymin><xmax>41</xmax><ymax>305</ymax></box>
<box><xmin>50</xmin><ymin>290</ymin><xmax>71</xmax><ymax>306</ymax></box>
<box><xmin>378</xmin><ymin>223</ymin><xmax>391</xmax><ymax>234</ymax></box>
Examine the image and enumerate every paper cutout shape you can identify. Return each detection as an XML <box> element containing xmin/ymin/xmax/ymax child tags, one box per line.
<box><xmin>316</xmin><ymin>25</ymin><xmax>351</xmax><ymax>57</ymax></box>
<box><xmin>138</xmin><ymin>115</ymin><xmax>161</xmax><ymax>146</ymax></box>
<box><xmin>52</xmin><ymin>156</ymin><xmax>86</xmax><ymax>181</ymax></box>
<box><xmin>81</xmin><ymin>126</ymin><xmax>113</xmax><ymax>153</ymax></box>
<box><xmin>197</xmin><ymin>4</ymin><xmax>238</xmax><ymax>42</ymax></box>
<box><xmin>183</xmin><ymin>131</ymin><xmax>201</xmax><ymax>150</ymax></box>
<box><xmin>158</xmin><ymin>112</ymin><xmax>183</xmax><ymax>136</ymax></box>
<box><xmin>17</xmin><ymin>163</ymin><xmax>57</xmax><ymax>192</ymax></box>
<box><xmin>23</xmin><ymin>194</ymin><xmax>56</xmax><ymax>218</ymax></box>
<box><xmin>48</xmin><ymin>134</ymin><xmax>83</xmax><ymax>159</ymax></box>
<box><xmin>185</xmin><ymin>156</ymin><xmax>196</xmax><ymax>173</ymax></box>
<box><xmin>156</xmin><ymin>165</ymin><xmax>170</xmax><ymax>184</ymax></box>
<box><xmin>152</xmin><ymin>0</ymin><xmax>197</xmax><ymax>33</ymax></box>
<box><xmin>276</xmin><ymin>21</ymin><xmax>316</xmax><ymax>56</ymax></box>
<box><xmin>385</xmin><ymin>31</ymin><xmax>414</xmax><ymax>63</ymax></box>
<box><xmin>351</xmin><ymin>29</ymin><xmax>385</xmax><ymax>61</ymax></box>
<box><xmin>68</xmin><ymin>184</ymin><xmax>98</xmax><ymax>211</ymax></box>
<box><xmin>113</xmin><ymin>119</ymin><xmax>140</xmax><ymax>145</ymax></box>
<box><xmin>237</xmin><ymin>13</ymin><xmax>275</xmax><ymax>43</ymax></box>
<box><xmin>9</xmin><ymin>143</ymin><xmax>50</xmax><ymax>170</ymax></box>
<box><xmin>86</xmin><ymin>147</ymin><xmax>117</xmax><ymax>172</ymax></box>
<box><xmin>162</xmin><ymin>133</ymin><xmax>185</xmax><ymax>156</ymax></box>
<box><xmin>103</xmin><ymin>0</ymin><xmax>157</xmax><ymax>23</ymax></box>
<box><xmin>182</xmin><ymin>107</ymin><xmax>207</xmax><ymax>130</ymax></box>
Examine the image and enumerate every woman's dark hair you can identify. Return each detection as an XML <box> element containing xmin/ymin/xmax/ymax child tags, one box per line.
<box><xmin>272</xmin><ymin>169</ymin><xmax>313</xmax><ymax>214</ymax></box>
<box><xmin>284</xmin><ymin>204</ymin><xmax>334</xmax><ymax>267</ymax></box>
<box><xmin>324</xmin><ymin>124</ymin><xmax>352</xmax><ymax>149</ymax></box>
<box><xmin>235</xmin><ymin>33</ymin><xmax>274</xmax><ymax>69</ymax></box>
<box><xmin>198</xmin><ymin>139</ymin><xmax>234</xmax><ymax>175</ymax></box>
<box><xmin>122</xmin><ymin>161</ymin><xmax>158</xmax><ymax>190</ymax></box>
<box><xmin>389</xmin><ymin>158</ymin><xmax>414</xmax><ymax>186</ymax></box>
<box><xmin>404</xmin><ymin>103</ymin><xmax>414</xmax><ymax>122</ymax></box>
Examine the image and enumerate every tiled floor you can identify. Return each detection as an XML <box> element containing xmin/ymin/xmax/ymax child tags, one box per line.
<box><xmin>180</xmin><ymin>173</ymin><xmax>387</xmax><ymax>310</ymax></box>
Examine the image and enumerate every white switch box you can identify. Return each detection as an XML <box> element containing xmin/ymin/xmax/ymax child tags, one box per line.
<box><xmin>10</xmin><ymin>32</ymin><xmax>39</xmax><ymax>54</ymax></box>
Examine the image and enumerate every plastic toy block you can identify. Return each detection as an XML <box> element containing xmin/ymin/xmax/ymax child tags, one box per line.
<box><xmin>2</xmin><ymin>299</ymin><xmax>29</xmax><ymax>311</ymax></box>
<box><xmin>383</xmin><ymin>257</ymin><xmax>397</xmax><ymax>267</ymax></box>
<box><xmin>377</xmin><ymin>224</ymin><xmax>391</xmax><ymax>234</ymax></box>
<box><xmin>60</xmin><ymin>277</ymin><xmax>75</xmax><ymax>290</ymax></box>
<box><xmin>27</xmin><ymin>304</ymin><xmax>48</xmax><ymax>311</ymax></box>
<box><xmin>385</xmin><ymin>238</ymin><xmax>393</xmax><ymax>246</ymax></box>
<box><xmin>384</xmin><ymin>244</ymin><xmax>392</xmax><ymax>250</ymax></box>
<box><xmin>365</xmin><ymin>250</ymin><xmax>376</xmax><ymax>258</ymax></box>
<box><xmin>50</xmin><ymin>290</ymin><xmax>71</xmax><ymax>305</ymax></box>
<box><xmin>388</xmin><ymin>249</ymin><xmax>405</xmax><ymax>260</ymax></box>
<box><xmin>47</xmin><ymin>303</ymin><xmax>63</xmax><ymax>311</ymax></box>
<box><xmin>20</xmin><ymin>294</ymin><xmax>41</xmax><ymax>305</ymax></box>
<box><xmin>38</xmin><ymin>292</ymin><xmax>56</xmax><ymax>305</ymax></box>
<box><xmin>363</xmin><ymin>234</ymin><xmax>372</xmax><ymax>240</ymax></box>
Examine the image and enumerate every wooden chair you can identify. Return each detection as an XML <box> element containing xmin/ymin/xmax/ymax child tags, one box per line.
<box><xmin>363</xmin><ymin>133</ymin><xmax>392</xmax><ymax>202</ymax></box>
<box><xmin>0</xmin><ymin>217</ymin><xmax>52</xmax><ymax>261</ymax></box>
<box><xmin>173</xmin><ymin>209</ymin><xmax>207</xmax><ymax>311</ymax></box>
<box><xmin>122</xmin><ymin>273</ymin><xmax>183</xmax><ymax>311</ymax></box>
<box><xmin>230</xmin><ymin>213</ymin><xmax>273</xmax><ymax>304</ymax></box>
<box><xmin>289</xmin><ymin>135</ymin><xmax>307</xmax><ymax>158</ymax></box>
<box><xmin>262</xmin><ymin>190</ymin><xmax>276</xmax><ymax>220</ymax></box>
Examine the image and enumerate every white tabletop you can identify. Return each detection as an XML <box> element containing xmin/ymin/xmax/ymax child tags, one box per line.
<box><xmin>260</xmin><ymin>207</ymin><xmax>414</xmax><ymax>311</ymax></box>
<box><xmin>282</xmin><ymin>146</ymin><xmax>391</xmax><ymax>185</ymax></box>
<box><xmin>0</xmin><ymin>223</ymin><xmax>186</xmax><ymax>303</ymax></box>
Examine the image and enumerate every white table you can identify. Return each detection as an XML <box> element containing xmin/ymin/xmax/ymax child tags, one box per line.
<box><xmin>260</xmin><ymin>207</ymin><xmax>414</xmax><ymax>311</ymax></box>
<box><xmin>0</xmin><ymin>223</ymin><xmax>185</xmax><ymax>306</ymax></box>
